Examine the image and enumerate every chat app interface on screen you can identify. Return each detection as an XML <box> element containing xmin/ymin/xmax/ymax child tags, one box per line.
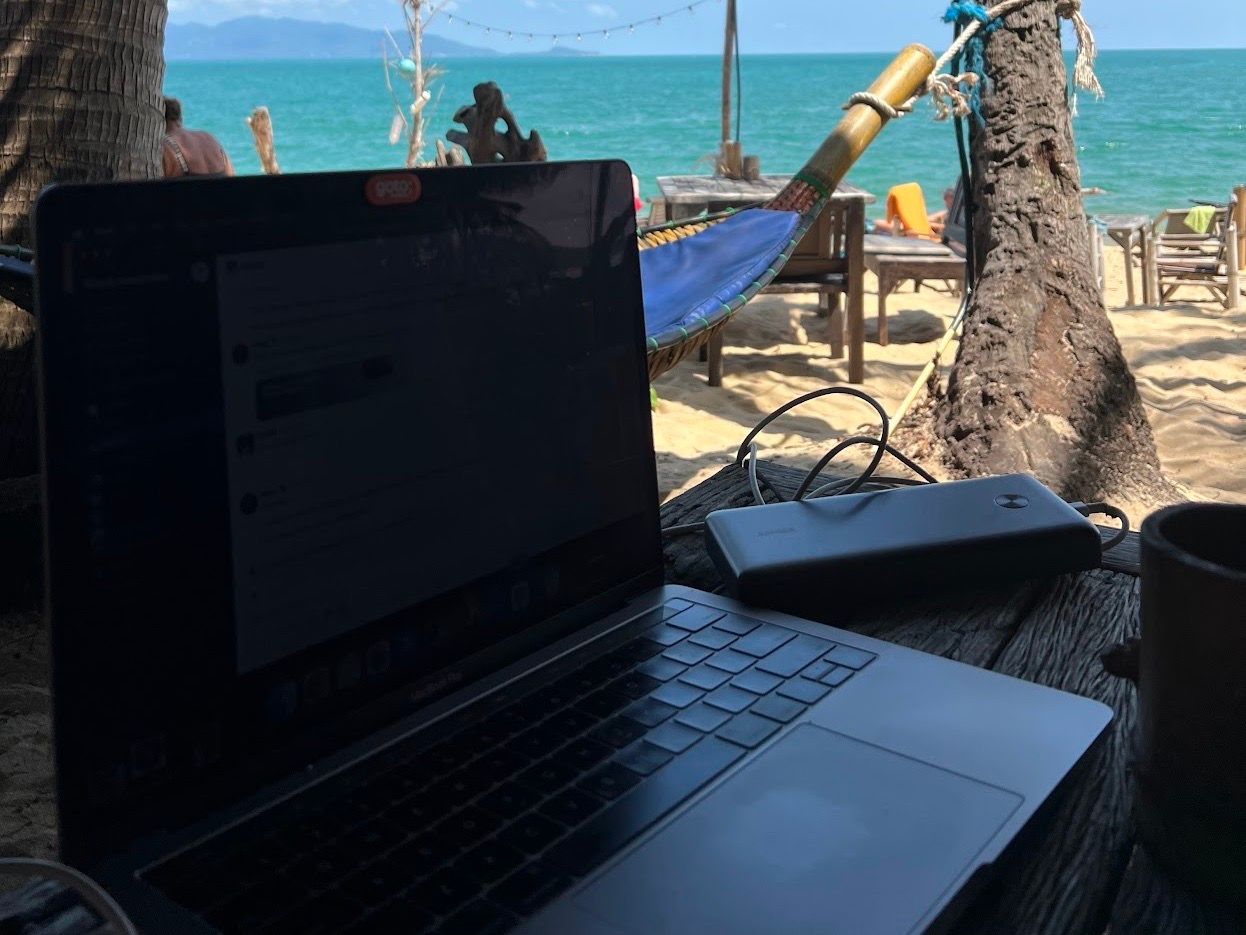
<box><xmin>215</xmin><ymin>180</ymin><xmax>649</xmax><ymax>674</ymax></box>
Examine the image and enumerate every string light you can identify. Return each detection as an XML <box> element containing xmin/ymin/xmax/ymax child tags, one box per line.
<box><xmin>437</xmin><ymin>0</ymin><xmax>717</xmax><ymax>43</ymax></box>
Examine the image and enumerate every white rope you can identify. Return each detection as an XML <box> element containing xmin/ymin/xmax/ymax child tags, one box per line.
<box><xmin>905</xmin><ymin>0</ymin><xmax>1103</xmax><ymax>121</ymax></box>
<box><xmin>843</xmin><ymin>92</ymin><xmax>914</xmax><ymax>120</ymax></box>
<box><xmin>1056</xmin><ymin>0</ymin><xmax>1104</xmax><ymax>117</ymax></box>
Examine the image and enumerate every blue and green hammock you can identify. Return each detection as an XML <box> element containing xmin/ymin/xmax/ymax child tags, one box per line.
<box><xmin>637</xmin><ymin>44</ymin><xmax>934</xmax><ymax>381</ymax></box>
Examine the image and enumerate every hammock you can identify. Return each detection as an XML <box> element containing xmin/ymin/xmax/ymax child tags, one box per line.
<box><xmin>636</xmin><ymin>43</ymin><xmax>936</xmax><ymax>382</ymax></box>
<box><xmin>636</xmin><ymin>0</ymin><xmax>1104</xmax><ymax>385</ymax></box>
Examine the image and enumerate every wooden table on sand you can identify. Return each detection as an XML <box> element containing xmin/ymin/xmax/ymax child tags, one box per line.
<box><xmin>4</xmin><ymin>463</ymin><xmax>1246</xmax><ymax>933</ymax></box>
<box><xmin>656</xmin><ymin>175</ymin><xmax>875</xmax><ymax>383</ymax></box>
<box><xmin>1097</xmin><ymin>214</ymin><xmax>1153</xmax><ymax>306</ymax></box>
<box><xmin>863</xmin><ymin>234</ymin><xmax>966</xmax><ymax>347</ymax></box>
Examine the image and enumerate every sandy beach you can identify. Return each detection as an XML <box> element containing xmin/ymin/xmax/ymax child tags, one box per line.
<box><xmin>652</xmin><ymin>245</ymin><xmax>1246</xmax><ymax>520</ymax></box>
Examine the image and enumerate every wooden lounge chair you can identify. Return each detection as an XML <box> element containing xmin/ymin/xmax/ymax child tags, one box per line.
<box><xmin>863</xmin><ymin>235</ymin><xmax>965</xmax><ymax>345</ymax></box>
<box><xmin>638</xmin><ymin>46</ymin><xmax>935</xmax><ymax>384</ymax></box>
<box><xmin>858</xmin><ymin>179</ymin><xmax>966</xmax><ymax>345</ymax></box>
<box><xmin>1148</xmin><ymin>202</ymin><xmax>1241</xmax><ymax>310</ymax></box>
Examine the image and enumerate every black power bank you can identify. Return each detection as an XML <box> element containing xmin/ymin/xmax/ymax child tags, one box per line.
<box><xmin>705</xmin><ymin>473</ymin><xmax>1102</xmax><ymax>616</ymax></box>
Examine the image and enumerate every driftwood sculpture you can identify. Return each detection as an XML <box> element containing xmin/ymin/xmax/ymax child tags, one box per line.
<box><xmin>446</xmin><ymin>82</ymin><xmax>546</xmax><ymax>164</ymax></box>
<box><xmin>245</xmin><ymin>106</ymin><xmax>280</xmax><ymax>175</ymax></box>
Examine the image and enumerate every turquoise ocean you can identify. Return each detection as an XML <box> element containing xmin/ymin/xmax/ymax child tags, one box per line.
<box><xmin>165</xmin><ymin>49</ymin><xmax>1245</xmax><ymax>218</ymax></box>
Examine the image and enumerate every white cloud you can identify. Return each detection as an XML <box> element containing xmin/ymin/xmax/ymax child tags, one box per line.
<box><xmin>585</xmin><ymin>3</ymin><xmax>617</xmax><ymax>17</ymax></box>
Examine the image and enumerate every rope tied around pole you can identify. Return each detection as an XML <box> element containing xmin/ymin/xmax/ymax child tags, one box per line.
<box><xmin>899</xmin><ymin>0</ymin><xmax>1104</xmax><ymax>123</ymax></box>
<box><xmin>843</xmin><ymin>92</ymin><xmax>914</xmax><ymax>121</ymax></box>
<box><xmin>839</xmin><ymin>0</ymin><xmax>1102</xmax><ymax>131</ymax></box>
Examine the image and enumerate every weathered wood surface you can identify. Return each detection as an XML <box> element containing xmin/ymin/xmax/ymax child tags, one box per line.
<box><xmin>660</xmin><ymin>460</ymin><xmax>1243</xmax><ymax>934</ymax></box>
<box><xmin>656</xmin><ymin>174</ymin><xmax>873</xmax><ymax>208</ymax></box>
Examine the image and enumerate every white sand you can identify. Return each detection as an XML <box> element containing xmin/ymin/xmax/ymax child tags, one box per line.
<box><xmin>652</xmin><ymin>246</ymin><xmax>1246</xmax><ymax>513</ymax></box>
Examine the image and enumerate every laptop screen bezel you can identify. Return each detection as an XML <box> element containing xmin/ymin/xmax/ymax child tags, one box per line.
<box><xmin>35</xmin><ymin>162</ymin><xmax>665</xmax><ymax>867</ymax></box>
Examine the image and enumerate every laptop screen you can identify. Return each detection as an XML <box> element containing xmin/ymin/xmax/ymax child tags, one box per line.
<box><xmin>36</xmin><ymin>163</ymin><xmax>662</xmax><ymax>864</ymax></box>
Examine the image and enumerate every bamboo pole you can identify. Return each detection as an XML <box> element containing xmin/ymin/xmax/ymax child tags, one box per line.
<box><xmin>773</xmin><ymin>45</ymin><xmax>935</xmax><ymax>211</ymax></box>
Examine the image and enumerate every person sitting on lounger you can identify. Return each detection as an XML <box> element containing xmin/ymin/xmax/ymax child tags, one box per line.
<box><xmin>872</xmin><ymin>183</ymin><xmax>954</xmax><ymax>239</ymax></box>
<box><xmin>162</xmin><ymin>97</ymin><xmax>234</xmax><ymax>178</ymax></box>
<box><xmin>929</xmin><ymin>186</ymin><xmax>955</xmax><ymax>235</ymax></box>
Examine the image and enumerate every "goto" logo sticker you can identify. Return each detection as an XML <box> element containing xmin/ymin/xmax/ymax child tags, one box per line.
<box><xmin>365</xmin><ymin>173</ymin><xmax>422</xmax><ymax>206</ymax></box>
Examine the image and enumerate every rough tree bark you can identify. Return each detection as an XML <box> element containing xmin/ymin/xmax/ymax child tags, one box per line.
<box><xmin>934</xmin><ymin>1</ymin><xmax>1174</xmax><ymax>506</ymax></box>
<box><xmin>0</xmin><ymin>0</ymin><xmax>166</xmax><ymax>478</ymax></box>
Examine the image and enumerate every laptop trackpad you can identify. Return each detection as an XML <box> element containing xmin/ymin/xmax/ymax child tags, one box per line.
<box><xmin>572</xmin><ymin>724</ymin><xmax>1022</xmax><ymax>935</ymax></box>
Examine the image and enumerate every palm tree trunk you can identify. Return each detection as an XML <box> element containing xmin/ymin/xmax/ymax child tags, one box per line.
<box><xmin>934</xmin><ymin>0</ymin><xmax>1174</xmax><ymax>506</ymax></box>
<box><xmin>0</xmin><ymin>0</ymin><xmax>166</xmax><ymax>478</ymax></box>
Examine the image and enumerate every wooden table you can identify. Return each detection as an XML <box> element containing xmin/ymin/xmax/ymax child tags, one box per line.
<box><xmin>1098</xmin><ymin>214</ymin><xmax>1153</xmax><ymax>306</ymax></box>
<box><xmin>5</xmin><ymin>463</ymin><xmax>1245</xmax><ymax>933</ymax></box>
<box><xmin>659</xmin><ymin>461</ymin><xmax>1246</xmax><ymax>934</ymax></box>
<box><xmin>863</xmin><ymin>234</ymin><xmax>965</xmax><ymax>346</ymax></box>
<box><xmin>656</xmin><ymin>175</ymin><xmax>875</xmax><ymax>383</ymax></box>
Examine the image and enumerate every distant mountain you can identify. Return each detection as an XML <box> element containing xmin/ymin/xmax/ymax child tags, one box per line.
<box><xmin>165</xmin><ymin>16</ymin><xmax>592</xmax><ymax>60</ymax></box>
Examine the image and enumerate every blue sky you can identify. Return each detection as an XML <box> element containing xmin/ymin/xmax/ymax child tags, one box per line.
<box><xmin>168</xmin><ymin>0</ymin><xmax>1246</xmax><ymax>54</ymax></box>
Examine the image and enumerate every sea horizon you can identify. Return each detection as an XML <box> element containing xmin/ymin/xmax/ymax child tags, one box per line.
<box><xmin>164</xmin><ymin>48</ymin><xmax>1246</xmax><ymax>216</ymax></box>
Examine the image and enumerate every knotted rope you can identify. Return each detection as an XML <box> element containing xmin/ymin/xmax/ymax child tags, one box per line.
<box><xmin>843</xmin><ymin>0</ymin><xmax>1103</xmax><ymax>125</ymax></box>
<box><xmin>1056</xmin><ymin>0</ymin><xmax>1105</xmax><ymax>114</ymax></box>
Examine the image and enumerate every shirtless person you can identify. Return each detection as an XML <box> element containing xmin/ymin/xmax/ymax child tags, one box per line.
<box><xmin>162</xmin><ymin>97</ymin><xmax>234</xmax><ymax>178</ymax></box>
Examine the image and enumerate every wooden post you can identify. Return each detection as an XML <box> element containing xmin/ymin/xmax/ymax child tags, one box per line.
<box><xmin>1121</xmin><ymin>230</ymin><xmax>1136</xmax><ymax>307</ymax></box>
<box><xmin>826</xmin><ymin>294</ymin><xmax>844</xmax><ymax>359</ymax></box>
<box><xmin>1140</xmin><ymin>226</ymin><xmax>1152</xmax><ymax>304</ymax></box>
<box><xmin>1088</xmin><ymin>217</ymin><xmax>1104</xmax><ymax>304</ymax></box>
<box><xmin>1233</xmin><ymin>185</ymin><xmax>1246</xmax><ymax>271</ymax></box>
<box><xmin>1145</xmin><ymin>219</ymin><xmax>1159</xmax><ymax>305</ymax></box>
<box><xmin>706</xmin><ymin>331</ymin><xmax>724</xmax><ymax>387</ymax></box>
<box><xmin>772</xmin><ymin>45</ymin><xmax>934</xmax><ymax>212</ymax></box>
<box><xmin>245</xmin><ymin>106</ymin><xmax>280</xmax><ymax>175</ymax></box>
<box><xmin>719</xmin><ymin>0</ymin><xmax>739</xmax><ymax>178</ymax></box>
<box><xmin>1227</xmin><ymin>224</ymin><xmax>1241</xmax><ymax>311</ymax></box>
<box><xmin>846</xmin><ymin>198</ymin><xmax>866</xmax><ymax>384</ymax></box>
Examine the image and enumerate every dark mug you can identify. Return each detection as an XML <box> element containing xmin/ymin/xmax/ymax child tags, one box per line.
<box><xmin>1137</xmin><ymin>502</ymin><xmax>1246</xmax><ymax>904</ymax></box>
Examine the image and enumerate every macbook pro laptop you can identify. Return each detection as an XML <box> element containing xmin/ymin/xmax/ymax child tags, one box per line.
<box><xmin>35</xmin><ymin>162</ymin><xmax>1111</xmax><ymax>934</ymax></box>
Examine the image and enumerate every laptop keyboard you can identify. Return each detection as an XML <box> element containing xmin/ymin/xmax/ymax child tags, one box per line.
<box><xmin>144</xmin><ymin>600</ymin><xmax>876</xmax><ymax>934</ymax></box>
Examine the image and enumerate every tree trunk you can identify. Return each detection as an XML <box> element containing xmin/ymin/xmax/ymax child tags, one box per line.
<box><xmin>405</xmin><ymin>0</ymin><xmax>426</xmax><ymax>167</ymax></box>
<box><xmin>0</xmin><ymin>0</ymin><xmax>166</xmax><ymax>478</ymax></box>
<box><xmin>934</xmin><ymin>1</ymin><xmax>1173</xmax><ymax>506</ymax></box>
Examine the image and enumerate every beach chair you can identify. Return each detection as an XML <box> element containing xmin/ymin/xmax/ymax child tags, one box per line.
<box><xmin>638</xmin><ymin>46</ymin><xmax>934</xmax><ymax>383</ymax></box>
<box><xmin>1148</xmin><ymin>202</ymin><xmax>1241</xmax><ymax>310</ymax></box>
<box><xmin>856</xmin><ymin>179</ymin><xmax>966</xmax><ymax>344</ymax></box>
<box><xmin>877</xmin><ymin>182</ymin><xmax>940</xmax><ymax>240</ymax></box>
